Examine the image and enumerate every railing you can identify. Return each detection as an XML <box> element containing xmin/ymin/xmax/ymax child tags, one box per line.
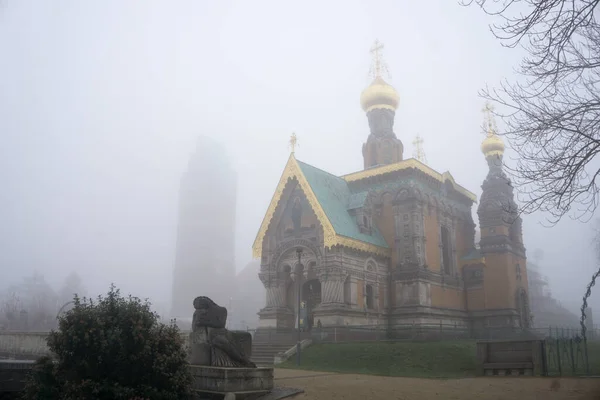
<box><xmin>249</xmin><ymin>324</ymin><xmax>600</xmax><ymax>344</ymax></box>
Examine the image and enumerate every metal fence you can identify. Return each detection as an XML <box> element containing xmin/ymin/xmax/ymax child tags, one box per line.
<box><xmin>544</xmin><ymin>336</ymin><xmax>591</xmax><ymax>376</ymax></box>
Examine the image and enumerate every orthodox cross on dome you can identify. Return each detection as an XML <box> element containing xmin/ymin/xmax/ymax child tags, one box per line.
<box><xmin>482</xmin><ymin>102</ymin><xmax>498</xmax><ymax>137</ymax></box>
<box><xmin>289</xmin><ymin>132</ymin><xmax>299</xmax><ymax>154</ymax></box>
<box><xmin>412</xmin><ymin>134</ymin><xmax>427</xmax><ymax>164</ymax></box>
<box><xmin>368</xmin><ymin>39</ymin><xmax>391</xmax><ymax>80</ymax></box>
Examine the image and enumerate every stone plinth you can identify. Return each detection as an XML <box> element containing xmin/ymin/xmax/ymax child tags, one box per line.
<box><xmin>189</xmin><ymin>365</ymin><xmax>274</xmax><ymax>399</ymax></box>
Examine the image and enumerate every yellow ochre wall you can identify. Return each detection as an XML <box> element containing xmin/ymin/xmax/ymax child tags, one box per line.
<box><xmin>482</xmin><ymin>252</ymin><xmax>514</xmax><ymax>309</ymax></box>
<box><xmin>466</xmin><ymin>287</ymin><xmax>486</xmax><ymax>311</ymax></box>
<box><xmin>424</xmin><ymin>211</ymin><xmax>440</xmax><ymax>271</ymax></box>
<box><xmin>430</xmin><ymin>285</ymin><xmax>465</xmax><ymax>310</ymax></box>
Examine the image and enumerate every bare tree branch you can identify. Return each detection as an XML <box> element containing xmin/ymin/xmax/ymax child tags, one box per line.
<box><xmin>463</xmin><ymin>0</ymin><xmax>600</xmax><ymax>224</ymax></box>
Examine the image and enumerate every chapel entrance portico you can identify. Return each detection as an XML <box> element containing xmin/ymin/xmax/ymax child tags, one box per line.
<box><xmin>302</xmin><ymin>279</ymin><xmax>322</xmax><ymax>330</ymax></box>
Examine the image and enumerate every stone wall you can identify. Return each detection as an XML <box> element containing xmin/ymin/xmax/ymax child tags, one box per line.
<box><xmin>0</xmin><ymin>332</ymin><xmax>50</xmax><ymax>359</ymax></box>
<box><xmin>0</xmin><ymin>331</ymin><xmax>191</xmax><ymax>359</ymax></box>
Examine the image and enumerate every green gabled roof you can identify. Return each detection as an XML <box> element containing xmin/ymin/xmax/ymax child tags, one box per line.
<box><xmin>296</xmin><ymin>160</ymin><xmax>389</xmax><ymax>249</ymax></box>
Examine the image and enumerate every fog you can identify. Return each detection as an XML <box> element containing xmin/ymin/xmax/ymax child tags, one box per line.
<box><xmin>0</xmin><ymin>1</ymin><xmax>598</xmax><ymax>327</ymax></box>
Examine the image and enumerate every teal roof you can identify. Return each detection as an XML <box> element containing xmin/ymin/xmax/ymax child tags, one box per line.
<box><xmin>461</xmin><ymin>248</ymin><xmax>483</xmax><ymax>261</ymax></box>
<box><xmin>296</xmin><ymin>160</ymin><xmax>389</xmax><ymax>249</ymax></box>
<box><xmin>347</xmin><ymin>192</ymin><xmax>368</xmax><ymax>210</ymax></box>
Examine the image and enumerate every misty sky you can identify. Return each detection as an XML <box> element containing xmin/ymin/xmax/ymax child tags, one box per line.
<box><xmin>0</xmin><ymin>1</ymin><xmax>597</xmax><ymax>314</ymax></box>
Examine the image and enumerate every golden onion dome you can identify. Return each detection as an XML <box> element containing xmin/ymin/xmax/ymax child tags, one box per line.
<box><xmin>360</xmin><ymin>76</ymin><xmax>399</xmax><ymax>113</ymax></box>
<box><xmin>481</xmin><ymin>133</ymin><xmax>505</xmax><ymax>157</ymax></box>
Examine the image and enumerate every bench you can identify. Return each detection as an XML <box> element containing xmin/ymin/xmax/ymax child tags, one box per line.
<box><xmin>477</xmin><ymin>340</ymin><xmax>545</xmax><ymax>376</ymax></box>
<box><xmin>482</xmin><ymin>362</ymin><xmax>534</xmax><ymax>376</ymax></box>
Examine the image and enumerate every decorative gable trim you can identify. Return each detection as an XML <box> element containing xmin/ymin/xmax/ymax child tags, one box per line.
<box><xmin>342</xmin><ymin>158</ymin><xmax>477</xmax><ymax>203</ymax></box>
<box><xmin>252</xmin><ymin>154</ymin><xmax>390</xmax><ymax>259</ymax></box>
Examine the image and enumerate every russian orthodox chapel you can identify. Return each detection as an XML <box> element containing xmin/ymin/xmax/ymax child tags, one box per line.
<box><xmin>252</xmin><ymin>41</ymin><xmax>530</xmax><ymax>332</ymax></box>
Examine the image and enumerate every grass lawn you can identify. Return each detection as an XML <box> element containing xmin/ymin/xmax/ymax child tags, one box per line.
<box><xmin>278</xmin><ymin>341</ymin><xmax>478</xmax><ymax>378</ymax></box>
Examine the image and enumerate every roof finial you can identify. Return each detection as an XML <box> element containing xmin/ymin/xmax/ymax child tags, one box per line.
<box><xmin>289</xmin><ymin>132</ymin><xmax>299</xmax><ymax>154</ymax></box>
<box><xmin>368</xmin><ymin>39</ymin><xmax>391</xmax><ymax>80</ymax></box>
<box><xmin>481</xmin><ymin>101</ymin><xmax>497</xmax><ymax>137</ymax></box>
<box><xmin>412</xmin><ymin>134</ymin><xmax>427</xmax><ymax>164</ymax></box>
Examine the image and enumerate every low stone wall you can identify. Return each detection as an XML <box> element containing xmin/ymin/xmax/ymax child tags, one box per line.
<box><xmin>0</xmin><ymin>332</ymin><xmax>51</xmax><ymax>360</ymax></box>
<box><xmin>1</xmin><ymin>360</ymin><xmax>275</xmax><ymax>399</ymax></box>
<box><xmin>0</xmin><ymin>331</ymin><xmax>191</xmax><ymax>360</ymax></box>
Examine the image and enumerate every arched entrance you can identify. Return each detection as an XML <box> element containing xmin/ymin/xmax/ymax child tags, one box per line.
<box><xmin>302</xmin><ymin>279</ymin><xmax>321</xmax><ymax>330</ymax></box>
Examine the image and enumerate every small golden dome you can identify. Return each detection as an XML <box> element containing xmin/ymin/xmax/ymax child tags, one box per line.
<box><xmin>481</xmin><ymin>133</ymin><xmax>505</xmax><ymax>157</ymax></box>
<box><xmin>360</xmin><ymin>76</ymin><xmax>399</xmax><ymax>113</ymax></box>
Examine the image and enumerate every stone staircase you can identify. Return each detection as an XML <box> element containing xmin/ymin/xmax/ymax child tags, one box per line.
<box><xmin>250</xmin><ymin>329</ymin><xmax>309</xmax><ymax>366</ymax></box>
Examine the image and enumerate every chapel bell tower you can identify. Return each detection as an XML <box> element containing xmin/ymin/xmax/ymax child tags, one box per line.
<box><xmin>360</xmin><ymin>40</ymin><xmax>403</xmax><ymax>169</ymax></box>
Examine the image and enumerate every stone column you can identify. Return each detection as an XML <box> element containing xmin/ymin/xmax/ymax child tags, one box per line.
<box><xmin>412</xmin><ymin>207</ymin><xmax>426</xmax><ymax>267</ymax></box>
<box><xmin>393</xmin><ymin>208</ymin><xmax>402</xmax><ymax>268</ymax></box>
<box><xmin>259</xmin><ymin>272</ymin><xmax>288</xmax><ymax>309</ymax></box>
<box><xmin>450</xmin><ymin>217</ymin><xmax>458</xmax><ymax>275</ymax></box>
<box><xmin>267</xmin><ymin>279</ymin><xmax>288</xmax><ymax>308</ymax></box>
<box><xmin>319</xmin><ymin>268</ymin><xmax>346</xmax><ymax>305</ymax></box>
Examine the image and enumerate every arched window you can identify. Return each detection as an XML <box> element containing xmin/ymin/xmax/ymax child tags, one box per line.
<box><xmin>343</xmin><ymin>276</ymin><xmax>351</xmax><ymax>305</ymax></box>
<box><xmin>441</xmin><ymin>226</ymin><xmax>452</xmax><ymax>274</ymax></box>
<box><xmin>291</xmin><ymin>197</ymin><xmax>303</xmax><ymax>231</ymax></box>
<box><xmin>365</xmin><ymin>284</ymin><xmax>374</xmax><ymax>309</ymax></box>
<box><xmin>517</xmin><ymin>289</ymin><xmax>530</xmax><ymax>328</ymax></box>
<box><xmin>516</xmin><ymin>264</ymin><xmax>522</xmax><ymax>281</ymax></box>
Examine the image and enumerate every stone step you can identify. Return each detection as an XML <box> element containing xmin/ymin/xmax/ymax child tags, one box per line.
<box><xmin>252</xmin><ymin>353</ymin><xmax>284</xmax><ymax>359</ymax></box>
<box><xmin>253</xmin><ymin>348</ymin><xmax>289</xmax><ymax>354</ymax></box>
<box><xmin>253</xmin><ymin>342</ymin><xmax>296</xmax><ymax>346</ymax></box>
<box><xmin>252</xmin><ymin>345</ymin><xmax>293</xmax><ymax>350</ymax></box>
<box><xmin>251</xmin><ymin>358</ymin><xmax>276</xmax><ymax>363</ymax></box>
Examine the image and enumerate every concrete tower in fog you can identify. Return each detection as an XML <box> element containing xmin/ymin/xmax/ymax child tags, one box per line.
<box><xmin>171</xmin><ymin>137</ymin><xmax>237</xmax><ymax>318</ymax></box>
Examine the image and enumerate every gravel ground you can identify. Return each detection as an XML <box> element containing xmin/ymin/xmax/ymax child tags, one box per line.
<box><xmin>274</xmin><ymin>369</ymin><xmax>600</xmax><ymax>400</ymax></box>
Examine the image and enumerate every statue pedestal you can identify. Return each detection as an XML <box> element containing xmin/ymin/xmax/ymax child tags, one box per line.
<box><xmin>189</xmin><ymin>365</ymin><xmax>274</xmax><ymax>399</ymax></box>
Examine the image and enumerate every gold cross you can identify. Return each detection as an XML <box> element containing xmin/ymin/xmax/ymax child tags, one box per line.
<box><xmin>289</xmin><ymin>132</ymin><xmax>299</xmax><ymax>154</ymax></box>
<box><xmin>481</xmin><ymin>102</ymin><xmax>497</xmax><ymax>136</ymax></box>
<box><xmin>412</xmin><ymin>134</ymin><xmax>427</xmax><ymax>164</ymax></box>
<box><xmin>369</xmin><ymin>39</ymin><xmax>390</xmax><ymax>79</ymax></box>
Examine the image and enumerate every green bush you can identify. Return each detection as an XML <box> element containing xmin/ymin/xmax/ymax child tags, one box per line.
<box><xmin>23</xmin><ymin>285</ymin><xmax>191</xmax><ymax>400</ymax></box>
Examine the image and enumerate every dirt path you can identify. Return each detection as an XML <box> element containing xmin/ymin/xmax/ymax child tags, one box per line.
<box><xmin>274</xmin><ymin>369</ymin><xmax>600</xmax><ymax>400</ymax></box>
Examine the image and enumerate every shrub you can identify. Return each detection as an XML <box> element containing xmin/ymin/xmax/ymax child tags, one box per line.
<box><xmin>23</xmin><ymin>285</ymin><xmax>191</xmax><ymax>400</ymax></box>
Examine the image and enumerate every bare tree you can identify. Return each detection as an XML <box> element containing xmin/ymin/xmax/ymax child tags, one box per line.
<box><xmin>7</xmin><ymin>272</ymin><xmax>59</xmax><ymax>331</ymax></box>
<box><xmin>59</xmin><ymin>271</ymin><xmax>86</xmax><ymax>304</ymax></box>
<box><xmin>0</xmin><ymin>291</ymin><xmax>21</xmax><ymax>329</ymax></box>
<box><xmin>464</xmin><ymin>0</ymin><xmax>600</xmax><ymax>224</ymax></box>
